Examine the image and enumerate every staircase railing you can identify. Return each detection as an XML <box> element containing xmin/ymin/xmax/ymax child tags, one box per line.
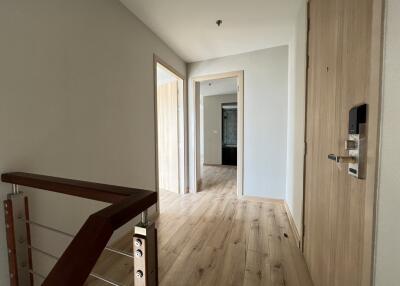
<box><xmin>2</xmin><ymin>172</ymin><xmax>158</xmax><ymax>286</ymax></box>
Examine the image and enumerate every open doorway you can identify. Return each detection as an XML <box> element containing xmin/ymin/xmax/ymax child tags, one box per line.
<box><xmin>221</xmin><ymin>102</ymin><xmax>238</xmax><ymax>166</ymax></box>
<box><xmin>154</xmin><ymin>57</ymin><xmax>186</xmax><ymax>212</ymax></box>
<box><xmin>192</xmin><ymin>71</ymin><xmax>244</xmax><ymax>196</ymax></box>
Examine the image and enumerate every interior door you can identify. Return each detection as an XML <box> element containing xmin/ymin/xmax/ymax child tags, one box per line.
<box><xmin>303</xmin><ymin>0</ymin><xmax>383</xmax><ymax>285</ymax></box>
<box><xmin>157</xmin><ymin>80</ymin><xmax>180</xmax><ymax>193</ymax></box>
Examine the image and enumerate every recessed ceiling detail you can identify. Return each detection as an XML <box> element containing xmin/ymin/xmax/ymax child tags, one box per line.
<box><xmin>120</xmin><ymin>0</ymin><xmax>300</xmax><ymax>62</ymax></box>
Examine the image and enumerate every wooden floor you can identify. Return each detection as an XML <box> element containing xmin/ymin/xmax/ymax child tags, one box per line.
<box><xmin>85</xmin><ymin>165</ymin><xmax>313</xmax><ymax>286</ymax></box>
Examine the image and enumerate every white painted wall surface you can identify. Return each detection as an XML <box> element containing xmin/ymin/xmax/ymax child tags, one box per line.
<box><xmin>203</xmin><ymin>94</ymin><xmax>237</xmax><ymax>165</ymax></box>
<box><xmin>200</xmin><ymin>78</ymin><xmax>238</xmax><ymax>96</ymax></box>
<box><xmin>374</xmin><ymin>0</ymin><xmax>400</xmax><ymax>284</ymax></box>
<box><xmin>189</xmin><ymin>47</ymin><xmax>289</xmax><ymax>199</ymax></box>
<box><xmin>0</xmin><ymin>0</ymin><xmax>185</xmax><ymax>284</ymax></box>
<box><xmin>285</xmin><ymin>0</ymin><xmax>307</xmax><ymax>238</ymax></box>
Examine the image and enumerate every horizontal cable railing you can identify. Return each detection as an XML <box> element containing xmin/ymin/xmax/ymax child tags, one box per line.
<box><xmin>2</xmin><ymin>172</ymin><xmax>158</xmax><ymax>286</ymax></box>
<box><xmin>9</xmin><ymin>204</ymin><xmax>131</xmax><ymax>286</ymax></box>
<box><xmin>20</xmin><ymin>217</ymin><xmax>134</xmax><ymax>258</ymax></box>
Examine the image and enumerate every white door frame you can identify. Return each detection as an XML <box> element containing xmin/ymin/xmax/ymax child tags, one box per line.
<box><xmin>191</xmin><ymin>71</ymin><xmax>244</xmax><ymax>197</ymax></box>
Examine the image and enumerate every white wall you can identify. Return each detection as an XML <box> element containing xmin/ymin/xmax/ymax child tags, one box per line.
<box><xmin>200</xmin><ymin>78</ymin><xmax>237</xmax><ymax>96</ymax></box>
<box><xmin>203</xmin><ymin>94</ymin><xmax>237</xmax><ymax>165</ymax></box>
<box><xmin>0</xmin><ymin>0</ymin><xmax>185</xmax><ymax>283</ymax></box>
<box><xmin>189</xmin><ymin>46</ymin><xmax>289</xmax><ymax>199</ymax></box>
<box><xmin>285</xmin><ymin>0</ymin><xmax>307</xmax><ymax>238</ymax></box>
<box><xmin>374</xmin><ymin>0</ymin><xmax>400</xmax><ymax>284</ymax></box>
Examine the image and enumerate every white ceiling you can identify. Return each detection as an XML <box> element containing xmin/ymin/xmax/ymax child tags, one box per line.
<box><xmin>200</xmin><ymin>78</ymin><xmax>237</xmax><ymax>97</ymax></box>
<box><xmin>120</xmin><ymin>0</ymin><xmax>300</xmax><ymax>62</ymax></box>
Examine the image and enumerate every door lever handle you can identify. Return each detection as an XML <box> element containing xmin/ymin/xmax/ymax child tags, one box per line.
<box><xmin>328</xmin><ymin>154</ymin><xmax>357</xmax><ymax>164</ymax></box>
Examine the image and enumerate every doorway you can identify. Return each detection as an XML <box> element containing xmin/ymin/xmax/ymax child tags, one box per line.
<box><xmin>154</xmin><ymin>56</ymin><xmax>186</xmax><ymax>212</ymax></box>
<box><xmin>221</xmin><ymin>103</ymin><xmax>238</xmax><ymax>166</ymax></box>
<box><xmin>192</xmin><ymin>71</ymin><xmax>244</xmax><ymax>196</ymax></box>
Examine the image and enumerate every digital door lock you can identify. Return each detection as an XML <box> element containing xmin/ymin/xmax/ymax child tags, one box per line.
<box><xmin>328</xmin><ymin>104</ymin><xmax>367</xmax><ymax>179</ymax></box>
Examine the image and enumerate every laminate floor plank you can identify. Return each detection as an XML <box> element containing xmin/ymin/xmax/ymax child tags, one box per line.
<box><xmin>85</xmin><ymin>165</ymin><xmax>313</xmax><ymax>286</ymax></box>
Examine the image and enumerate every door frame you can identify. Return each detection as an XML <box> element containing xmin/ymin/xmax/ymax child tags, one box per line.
<box><xmin>191</xmin><ymin>71</ymin><xmax>244</xmax><ymax>197</ymax></box>
<box><xmin>301</xmin><ymin>0</ymin><xmax>385</xmax><ymax>284</ymax></box>
<box><xmin>153</xmin><ymin>55</ymin><xmax>188</xmax><ymax>214</ymax></box>
<box><xmin>301</xmin><ymin>0</ymin><xmax>311</xmax><ymax>253</ymax></box>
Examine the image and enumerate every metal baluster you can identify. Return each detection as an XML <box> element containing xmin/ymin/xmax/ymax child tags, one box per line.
<box><xmin>134</xmin><ymin>209</ymin><xmax>158</xmax><ymax>286</ymax></box>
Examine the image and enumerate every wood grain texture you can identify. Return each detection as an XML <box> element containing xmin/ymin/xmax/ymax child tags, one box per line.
<box><xmin>4</xmin><ymin>200</ymin><xmax>18</xmax><ymax>286</ymax></box>
<box><xmin>303</xmin><ymin>0</ymin><xmax>383</xmax><ymax>285</ymax></box>
<box><xmin>157</xmin><ymin>80</ymin><xmax>180</xmax><ymax>194</ymax></box>
<box><xmin>1</xmin><ymin>172</ymin><xmax>146</xmax><ymax>203</ymax></box>
<box><xmin>24</xmin><ymin>197</ymin><xmax>34</xmax><ymax>286</ymax></box>
<box><xmin>86</xmin><ymin>166</ymin><xmax>313</xmax><ymax>286</ymax></box>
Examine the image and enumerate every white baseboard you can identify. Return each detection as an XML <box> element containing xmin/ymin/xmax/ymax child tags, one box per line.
<box><xmin>283</xmin><ymin>201</ymin><xmax>302</xmax><ymax>249</ymax></box>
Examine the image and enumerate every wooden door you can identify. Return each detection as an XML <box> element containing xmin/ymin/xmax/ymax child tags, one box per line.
<box><xmin>303</xmin><ymin>0</ymin><xmax>383</xmax><ymax>285</ymax></box>
<box><xmin>157</xmin><ymin>80</ymin><xmax>180</xmax><ymax>193</ymax></box>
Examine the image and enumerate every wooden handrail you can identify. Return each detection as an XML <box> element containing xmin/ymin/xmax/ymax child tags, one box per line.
<box><xmin>1</xmin><ymin>172</ymin><xmax>157</xmax><ymax>286</ymax></box>
<box><xmin>1</xmin><ymin>172</ymin><xmax>144</xmax><ymax>203</ymax></box>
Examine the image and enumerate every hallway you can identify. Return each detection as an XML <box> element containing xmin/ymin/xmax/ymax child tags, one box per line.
<box><xmin>0</xmin><ymin>0</ymin><xmax>391</xmax><ymax>284</ymax></box>
<box><xmin>87</xmin><ymin>166</ymin><xmax>313</xmax><ymax>286</ymax></box>
<box><xmin>198</xmin><ymin>165</ymin><xmax>237</xmax><ymax>193</ymax></box>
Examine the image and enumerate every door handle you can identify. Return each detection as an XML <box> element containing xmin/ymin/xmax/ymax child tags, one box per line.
<box><xmin>328</xmin><ymin>154</ymin><xmax>357</xmax><ymax>164</ymax></box>
<box><xmin>327</xmin><ymin>104</ymin><xmax>367</xmax><ymax>179</ymax></box>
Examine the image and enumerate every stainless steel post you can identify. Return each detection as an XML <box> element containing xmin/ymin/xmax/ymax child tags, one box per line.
<box><xmin>12</xmin><ymin>184</ymin><xmax>19</xmax><ymax>195</ymax></box>
<box><xmin>134</xmin><ymin>210</ymin><xmax>157</xmax><ymax>286</ymax></box>
<box><xmin>141</xmin><ymin>210</ymin><xmax>148</xmax><ymax>225</ymax></box>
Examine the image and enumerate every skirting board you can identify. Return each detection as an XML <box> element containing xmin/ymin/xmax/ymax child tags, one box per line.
<box><xmin>283</xmin><ymin>201</ymin><xmax>302</xmax><ymax>249</ymax></box>
<box><xmin>241</xmin><ymin>195</ymin><xmax>284</xmax><ymax>204</ymax></box>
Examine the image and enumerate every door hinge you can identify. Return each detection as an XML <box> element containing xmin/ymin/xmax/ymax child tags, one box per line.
<box><xmin>304</xmin><ymin>142</ymin><xmax>307</xmax><ymax>156</ymax></box>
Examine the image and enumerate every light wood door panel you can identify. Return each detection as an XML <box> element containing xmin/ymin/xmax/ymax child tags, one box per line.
<box><xmin>304</xmin><ymin>0</ymin><xmax>383</xmax><ymax>285</ymax></box>
<box><xmin>157</xmin><ymin>81</ymin><xmax>179</xmax><ymax>193</ymax></box>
